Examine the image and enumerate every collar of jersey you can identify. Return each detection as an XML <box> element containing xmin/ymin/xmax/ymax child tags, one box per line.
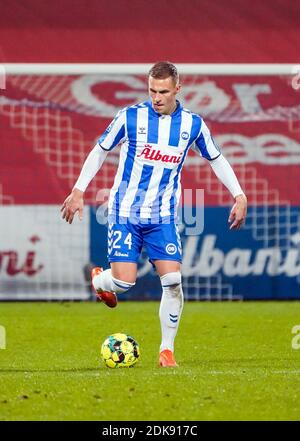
<box><xmin>144</xmin><ymin>99</ymin><xmax>182</xmax><ymax>117</ymax></box>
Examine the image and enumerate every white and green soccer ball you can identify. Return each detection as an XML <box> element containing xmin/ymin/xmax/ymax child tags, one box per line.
<box><xmin>101</xmin><ymin>333</ymin><xmax>140</xmax><ymax>368</ymax></box>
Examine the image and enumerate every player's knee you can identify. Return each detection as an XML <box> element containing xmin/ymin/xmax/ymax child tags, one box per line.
<box><xmin>160</xmin><ymin>272</ymin><xmax>182</xmax><ymax>298</ymax></box>
<box><xmin>111</xmin><ymin>276</ymin><xmax>136</xmax><ymax>294</ymax></box>
<box><xmin>161</xmin><ymin>271</ymin><xmax>182</xmax><ymax>287</ymax></box>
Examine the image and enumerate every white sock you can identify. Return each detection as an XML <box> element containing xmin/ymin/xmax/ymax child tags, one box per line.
<box><xmin>92</xmin><ymin>269</ymin><xmax>135</xmax><ymax>294</ymax></box>
<box><xmin>159</xmin><ymin>272</ymin><xmax>184</xmax><ymax>353</ymax></box>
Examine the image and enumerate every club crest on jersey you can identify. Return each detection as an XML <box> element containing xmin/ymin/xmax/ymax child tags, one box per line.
<box><xmin>181</xmin><ymin>131</ymin><xmax>189</xmax><ymax>140</ymax></box>
<box><xmin>137</xmin><ymin>144</ymin><xmax>183</xmax><ymax>164</ymax></box>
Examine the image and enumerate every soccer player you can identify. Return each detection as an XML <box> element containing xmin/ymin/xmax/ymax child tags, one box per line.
<box><xmin>61</xmin><ymin>62</ymin><xmax>247</xmax><ymax>367</ymax></box>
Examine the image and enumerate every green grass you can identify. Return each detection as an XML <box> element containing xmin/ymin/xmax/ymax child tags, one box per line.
<box><xmin>0</xmin><ymin>301</ymin><xmax>300</xmax><ymax>421</ymax></box>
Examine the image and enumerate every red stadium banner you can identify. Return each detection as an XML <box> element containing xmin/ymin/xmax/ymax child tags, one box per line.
<box><xmin>1</xmin><ymin>74</ymin><xmax>299</xmax><ymax>206</ymax></box>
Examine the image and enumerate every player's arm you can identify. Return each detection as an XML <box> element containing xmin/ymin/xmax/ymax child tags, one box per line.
<box><xmin>61</xmin><ymin>109</ymin><xmax>127</xmax><ymax>224</ymax></box>
<box><xmin>192</xmin><ymin>118</ymin><xmax>247</xmax><ymax>230</ymax></box>
<box><xmin>210</xmin><ymin>154</ymin><xmax>247</xmax><ymax>230</ymax></box>
<box><xmin>61</xmin><ymin>144</ymin><xmax>108</xmax><ymax>224</ymax></box>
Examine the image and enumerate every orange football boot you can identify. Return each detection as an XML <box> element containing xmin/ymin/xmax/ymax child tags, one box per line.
<box><xmin>159</xmin><ymin>349</ymin><xmax>178</xmax><ymax>367</ymax></box>
<box><xmin>91</xmin><ymin>267</ymin><xmax>117</xmax><ymax>308</ymax></box>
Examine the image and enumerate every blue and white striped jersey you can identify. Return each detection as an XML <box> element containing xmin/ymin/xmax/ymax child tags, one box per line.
<box><xmin>98</xmin><ymin>100</ymin><xmax>220</xmax><ymax>222</ymax></box>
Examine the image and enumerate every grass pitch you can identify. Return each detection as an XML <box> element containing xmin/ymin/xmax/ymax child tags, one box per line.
<box><xmin>0</xmin><ymin>301</ymin><xmax>300</xmax><ymax>421</ymax></box>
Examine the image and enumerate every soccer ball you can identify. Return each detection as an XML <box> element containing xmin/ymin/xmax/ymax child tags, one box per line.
<box><xmin>101</xmin><ymin>333</ymin><xmax>140</xmax><ymax>368</ymax></box>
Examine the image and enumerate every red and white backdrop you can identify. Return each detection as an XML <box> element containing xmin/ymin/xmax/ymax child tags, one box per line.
<box><xmin>1</xmin><ymin>73</ymin><xmax>300</xmax><ymax>299</ymax></box>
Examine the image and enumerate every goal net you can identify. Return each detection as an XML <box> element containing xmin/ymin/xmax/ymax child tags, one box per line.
<box><xmin>1</xmin><ymin>64</ymin><xmax>299</xmax><ymax>300</ymax></box>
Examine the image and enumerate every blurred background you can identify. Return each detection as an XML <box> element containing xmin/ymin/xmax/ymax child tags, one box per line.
<box><xmin>0</xmin><ymin>0</ymin><xmax>300</xmax><ymax>301</ymax></box>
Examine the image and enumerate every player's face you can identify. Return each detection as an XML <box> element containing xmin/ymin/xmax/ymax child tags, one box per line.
<box><xmin>148</xmin><ymin>76</ymin><xmax>181</xmax><ymax>115</ymax></box>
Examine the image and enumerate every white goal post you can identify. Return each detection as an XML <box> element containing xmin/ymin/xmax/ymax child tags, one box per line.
<box><xmin>2</xmin><ymin>63</ymin><xmax>298</xmax><ymax>75</ymax></box>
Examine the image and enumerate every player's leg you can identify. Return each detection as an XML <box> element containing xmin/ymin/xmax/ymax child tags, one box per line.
<box><xmin>92</xmin><ymin>262</ymin><xmax>137</xmax><ymax>299</ymax></box>
<box><xmin>154</xmin><ymin>260</ymin><xmax>183</xmax><ymax>366</ymax></box>
<box><xmin>92</xmin><ymin>221</ymin><xmax>141</xmax><ymax>307</ymax></box>
<box><xmin>110</xmin><ymin>261</ymin><xmax>137</xmax><ymax>283</ymax></box>
<box><xmin>154</xmin><ymin>260</ymin><xmax>180</xmax><ymax>276</ymax></box>
<box><xmin>144</xmin><ymin>223</ymin><xmax>183</xmax><ymax>366</ymax></box>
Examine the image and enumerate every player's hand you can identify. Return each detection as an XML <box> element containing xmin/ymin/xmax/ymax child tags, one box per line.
<box><xmin>61</xmin><ymin>188</ymin><xmax>84</xmax><ymax>224</ymax></box>
<box><xmin>228</xmin><ymin>194</ymin><xmax>247</xmax><ymax>230</ymax></box>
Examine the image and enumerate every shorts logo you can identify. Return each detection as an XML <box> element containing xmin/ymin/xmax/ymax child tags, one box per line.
<box><xmin>166</xmin><ymin>243</ymin><xmax>177</xmax><ymax>255</ymax></box>
<box><xmin>181</xmin><ymin>131</ymin><xmax>189</xmax><ymax>140</ymax></box>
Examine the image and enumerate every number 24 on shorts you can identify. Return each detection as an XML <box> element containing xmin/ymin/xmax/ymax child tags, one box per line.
<box><xmin>112</xmin><ymin>231</ymin><xmax>132</xmax><ymax>250</ymax></box>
